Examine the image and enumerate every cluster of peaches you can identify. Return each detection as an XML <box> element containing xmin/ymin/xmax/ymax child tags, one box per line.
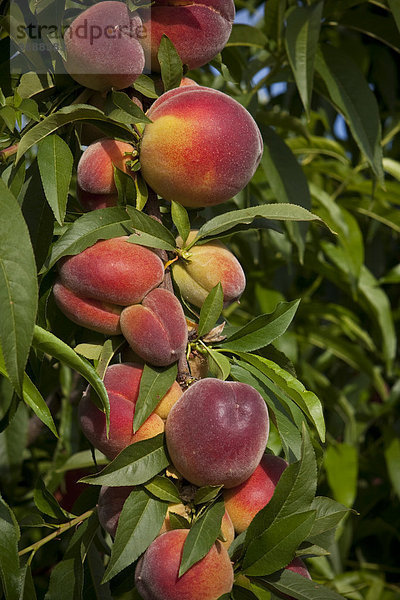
<box><xmin>52</xmin><ymin>1</ymin><xmax>311</xmax><ymax>598</ymax></box>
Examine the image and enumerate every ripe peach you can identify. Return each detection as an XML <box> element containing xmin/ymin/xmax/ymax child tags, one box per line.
<box><xmin>165</xmin><ymin>379</ymin><xmax>269</xmax><ymax>488</ymax></box>
<box><xmin>281</xmin><ymin>558</ymin><xmax>311</xmax><ymax>600</ymax></box>
<box><xmin>154</xmin><ymin>381</ymin><xmax>183</xmax><ymax>420</ymax></box>
<box><xmin>53</xmin><ymin>281</ymin><xmax>122</xmax><ymax>335</ymax></box>
<box><xmin>173</xmin><ymin>231</ymin><xmax>246</xmax><ymax>308</ymax></box>
<box><xmin>79</xmin><ymin>363</ymin><xmax>165</xmax><ymax>459</ymax></box>
<box><xmin>135</xmin><ymin>529</ymin><xmax>234</xmax><ymax>600</ymax></box>
<box><xmin>140</xmin><ymin>86</ymin><xmax>263</xmax><ymax>207</ymax></box>
<box><xmin>58</xmin><ymin>237</ymin><xmax>164</xmax><ymax>307</ymax></box>
<box><xmin>98</xmin><ymin>485</ymin><xmax>134</xmax><ymax>537</ymax></box>
<box><xmin>77</xmin><ymin>139</ymin><xmax>136</xmax><ymax>196</ymax></box>
<box><xmin>120</xmin><ymin>288</ymin><xmax>188</xmax><ymax>367</ymax></box>
<box><xmin>139</xmin><ymin>0</ymin><xmax>235</xmax><ymax>71</ymax></box>
<box><xmin>223</xmin><ymin>454</ymin><xmax>288</xmax><ymax>533</ymax></box>
<box><xmin>64</xmin><ymin>2</ymin><xmax>145</xmax><ymax>91</ymax></box>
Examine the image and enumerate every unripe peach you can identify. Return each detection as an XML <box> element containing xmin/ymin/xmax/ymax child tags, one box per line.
<box><xmin>223</xmin><ymin>454</ymin><xmax>288</xmax><ymax>533</ymax></box>
<box><xmin>173</xmin><ymin>231</ymin><xmax>246</xmax><ymax>308</ymax></box>
<box><xmin>79</xmin><ymin>363</ymin><xmax>165</xmax><ymax>459</ymax></box>
<box><xmin>138</xmin><ymin>0</ymin><xmax>234</xmax><ymax>71</ymax></box>
<box><xmin>64</xmin><ymin>2</ymin><xmax>145</xmax><ymax>91</ymax></box>
<box><xmin>135</xmin><ymin>529</ymin><xmax>234</xmax><ymax>600</ymax></box>
<box><xmin>165</xmin><ymin>379</ymin><xmax>269</xmax><ymax>488</ymax></box>
<box><xmin>120</xmin><ymin>288</ymin><xmax>188</xmax><ymax>367</ymax></box>
<box><xmin>58</xmin><ymin>237</ymin><xmax>164</xmax><ymax>307</ymax></box>
<box><xmin>77</xmin><ymin>139</ymin><xmax>136</xmax><ymax>196</ymax></box>
<box><xmin>53</xmin><ymin>281</ymin><xmax>122</xmax><ymax>335</ymax></box>
<box><xmin>140</xmin><ymin>86</ymin><xmax>263</xmax><ymax>208</ymax></box>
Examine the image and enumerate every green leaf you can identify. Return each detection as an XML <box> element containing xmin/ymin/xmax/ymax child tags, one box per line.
<box><xmin>81</xmin><ymin>434</ymin><xmax>169</xmax><ymax>486</ymax></box>
<box><xmin>16</xmin><ymin>105</ymin><xmax>131</xmax><ymax>162</ymax></box>
<box><xmin>32</xmin><ymin>326</ymin><xmax>110</xmax><ymax>429</ymax></box>
<box><xmin>0</xmin><ymin>495</ymin><xmax>20</xmax><ymax>600</ymax></box>
<box><xmin>245</xmin><ymin>427</ymin><xmax>317</xmax><ymax>545</ymax></box>
<box><xmin>158</xmin><ymin>35</ymin><xmax>183</xmax><ymax>92</ymax></box>
<box><xmin>171</xmin><ymin>201</ymin><xmax>190</xmax><ymax>244</ymax></box>
<box><xmin>285</xmin><ymin>3</ymin><xmax>323</xmax><ymax>115</ymax></box>
<box><xmin>238</xmin><ymin>354</ymin><xmax>325</xmax><ymax>443</ymax></box>
<box><xmin>144</xmin><ymin>476</ymin><xmax>181</xmax><ymax>502</ymax></box>
<box><xmin>45</xmin><ymin>207</ymin><xmax>132</xmax><ymax>270</ymax></box>
<box><xmin>0</xmin><ymin>347</ymin><xmax>58</xmax><ymax>437</ymax></box>
<box><xmin>0</xmin><ymin>180</ymin><xmax>38</xmax><ymax>397</ymax></box>
<box><xmin>388</xmin><ymin>0</ymin><xmax>400</xmax><ymax>35</ymax></box>
<box><xmin>243</xmin><ymin>510</ymin><xmax>316</xmax><ymax>575</ymax></box>
<box><xmin>221</xmin><ymin>300</ymin><xmax>300</xmax><ymax>353</ymax></box>
<box><xmin>324</xmin><ymin>444</ymin><xmax>358</xmax><ymax>508</ymax></box>
<box><xmin>384</xmin><ymin>433</ymin><xmax>400</xmax><ymax>499</ymax></box>
<box><xmin>303</xmin><ymin>496</ymin><xmax>349</xmax><ymax>552</ymax></box>
<box><xmin>110</xmin><ymin>91</ymin><xmax>151</xmax><ymax>124</ymax></box>
<box><xmin>37</xmin><ymin>134</ymin><xmax>73</xmax><ymax>225</ymax></box>
<box><xmin>258</xmin><ymin>569</ymin><xmax>347</xmax><ymax>599</ymax></box>
<box><xmin>133</xmin><ymin>363</ymin><xmax>178</xmax><ymax>433</ymax></box>
<box><xmin>189</xmin><ymin>204</ymin><xmax>324</xmax><ymax>246</ymax></box>
<box><xmin>20</xmin><ymin>565</ymin><xmax>37</xmax><ymax>600</ymax></box>
<box><xmin>34</xmin><ymin>477</ymin><xmax>68</xmax><ymax>520</ymax></box>
<box><xmin>113</xmin><ymin>164</ymin><xmax>136</xmax><ymax>206</ymax></box>
<box><xmin>315</xmin><ymin>44</ymin><xmax>383</xmax><ymax>180</ymax></box>
<box><xmin>96</xmin><ymin>337</ymin><xmax>125</xmax><ymax>379</ymax></box>
<box><xmin>197</xmin><ymin>284</ymin><xmax>224</xmax><ymax>338</ymax></box>
<box><xmin>126</xmin><ymin>205</ymin><xmax>177</xmax><ymax>250</ymax></box>
<box><xmin>179</xmin><ymin>498</ymin><xmax>225</xmax><ymax>576</ymax></box>
<box><xmin>103</xmin><ymin>489</ymin><xmax>168</xmax><ymax>582</ymax></box>
<box><xmin>135</xmin><ymin>173</ymin><xmax>149</xmax><ymax>211</ymax></box>
<box><xmin>227</xmin><ymin>24</ymin><xmax>268</xmax><ymax>48</ymax></box>
<box><xmin>133</xmin><ymin>74</ymin><xmax>159</xmax><ymax>99</ymax></box>
<box><xmin>207</xmin><ymin>348</ymin><xmax>231</xmax><ymax>381</ymax></box>
<box><xmin>193</xmin><ymin>485</ymin><xmax>223</xmax><ymax>505</ymax></box>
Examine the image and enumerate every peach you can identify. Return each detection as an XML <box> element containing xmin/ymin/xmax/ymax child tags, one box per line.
<box><xmin>282</xmin><ymin>558</ymin><xmax>311</xmax><ymax>600</ymax></box>
<box><xmin>79</xmin><ymin>363</ymin><xmax>165</xmax><ymax>459</ymax></box>
<box><xmin>223</xmin><ymin>454</ymin><xmax>288</xmax><ymax>533</ymax></box>
<box><xmin>53</xmin><ymin>281</ymin><xmax>122</xmax><ymax>335</ymax></box>
<box><xmin>173</xmin><ymin>231</ymin><xmax>246</xmax><ymax>308</ymax></box>
<box><xmin>120</xmin><ymin>288</ymin><xmax>188</xmax><ymax>367</ymax></box>
<box><xmin>135</xmin><ymin>529</ymin><xmax>234</xmax><ymax>600</ymax></box>
<box><xmin>154</xmin><ymin>381</ymin><xmax>183</xmax><ymax>420</ymax></box>
<box><xmin>58</xmin><ymin>237</ymin><xmax>164</xmax><ymax>307</ymax></box>
<box><xmin>140</xmin><ymin>86</ymin><xmax>263</xmax><ymax>207</ymax></box>
<box><xmin>138</xmin><ymin>0</ymin><xmax>235</xmax><ymax>71</ymax></box>
<box><xmin>165</xmin><ymin>379</ymin><xmax>269</xmax><ymax>488</ymax></box>
<box><xmin>98</xmin><ymin>485</ymin><xmax>134</xmax><ymax>537</ymax></box>
<box><xmin>64</xmin><ymin>2</ymin><xmax>145</xmax><ymax>91</ymax></box>
<box><xmin>77</xmin><ymin>139</ymin><xmax>136</xmax><ymax>196</ymax></box>
<box><xmin>77</xmin><ymin>187</ymin><xmax>119</xmax><ymax>212</ymax></box>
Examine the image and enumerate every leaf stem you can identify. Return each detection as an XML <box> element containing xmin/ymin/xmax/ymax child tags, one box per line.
<box><xmin>0</xmin><ymin>144</ymin><xmax>18</xmax><ymax>162</ymax></box>
<box><xmin>18</xmin><ymin>509</ymin><xmax>94</xmax><ymax>557</ymax></box>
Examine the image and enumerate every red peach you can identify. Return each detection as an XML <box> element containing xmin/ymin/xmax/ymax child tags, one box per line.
<box><xmin>140</xmin><ymin>86</ymin><xmax>263</xmax><ymax>208</ymax></box>
<box><xmin>120</xmin><ymin>288</ymin><xmax>188</xmax><ymax>367</ymax></box>
<box><xmin>223</xmin><ymin>454</ymin><xmax>288</xmax><ymax>533</ymax></box>
<box><xmin>138</xmin><ymin>0</ymin><xmax>234</xmax><ymax>71</ymax></box>
<box><xmin>53</xmin><ymin>281</ymin><xmax>122</xmax><ymax>335</ymax></box>
<box><xmin>165</xmin><ymin>379</ymin><xmax>269</xmax><ymax>488</ymax></box>
<box><xmin>64</xmin><ymin>2</ymin><xmax>145</xmax><ymax>91</ymax></box>
<box><xmin>135</xmin><ymin>529</ymin><xmax>234</xmax><ymax>600</ymax></box>
<box><xmin>77</xmin><ymin>187</ymin><xmax>119</xmax><ymax>212</ymax></box>
<box><xmin>58</xmin><ymin>237</ymin><xmax>164</xmax><ymax>307</ymax></box>
<box><xmin>173</xmin><ymin>231</ymin><xmax>246</xmax><ymax>308</ymax></box>
<box><xmin>77</xmin><ymin>139</ymin><xmax>136</xmax><ymax>196</ymax></box>
<box><xmin>79</xmin><ymin>363</ymin><xmax>164</xmax><ymax>459</ymax></box>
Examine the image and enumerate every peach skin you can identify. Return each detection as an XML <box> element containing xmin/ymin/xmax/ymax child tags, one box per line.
<box><xmin>139</xmin><ymin>86</ymin><xmax>263</xmax><ymax>208</ymax></box>
<box><xmin>223</xmin><ymin>454</ymin><xmax>288</xmax><ymax>533</ymax></box>
<box><xmin>165</xmin><ymin>378</ymin><xmax>269</xmax><ymax>488</ymax></box>
<box><xmin>173</xmin><ymin>231</ymin><xmax>246</xmax><ymax>308</ymax></box>
<box><xmin>135</xmin><ymin>529</ymin><xmax>234</xmax><ymax>600</ymax></box>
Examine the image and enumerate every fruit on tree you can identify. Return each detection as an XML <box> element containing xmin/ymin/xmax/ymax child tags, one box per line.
<box><xmin>138</xmin><ymin>0</ymin><xmax>235</xmax><ymax>71</ymax></box>
<box><xmin>223</xmin><ymin>454</ymin><xmax>288</xmax><ymax>533</ymax></box>
<box><xmin>135</xmin><ymin>529</ymin><xmax>234</xmax><ymax>599</ymax></box>
<box><xmin>165</xmin><ymin>378</ymin><xmax>269</xmax><ymax>488</ymax></box>
<box><xmin>173</xmin><ymin>231</ymin><xmax>246</xmax><ymax>308</ymax></box>
<box><xmin>64</xmin><ymin>2</ymin><xmax>145</xmax><ymax>91</ymax></box>
<box><xmin>77</xmin><ymin>139</ymin><xmax>136</xmax><ymax>196</ymax></box>
<box><xmin>79</xmin><ymin>363</ymin><xmax>168</xmax><ymax>459</ymax></box>
<box><xmin>77</xmin><ymin>188</ymin><xmax>118</xmax><ymax>212</ymax></box>
<box><xmin>120</xmin><ymin>288</ymin><xmax>188</xmax><ymax>367</ymax></box>
<box><xmin>153</xmin><ymin>381</ymin><xmax>183</xmax><ymax>420</ymax></box>
<box><xmin>139</xmin><ymin>86</ymin><xmax>263</xmax><ymax>207</ymax></box>
<box><xmin>280</xmin><ymin>558</ymin><xmax>311</xmax><ymax>600</ymax></box>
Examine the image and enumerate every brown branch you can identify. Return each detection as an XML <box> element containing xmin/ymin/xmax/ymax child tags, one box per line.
<box><xmin>0</xmin><ymin>144</ymin><xmax>18</xmax><ymax>162</ymax></box>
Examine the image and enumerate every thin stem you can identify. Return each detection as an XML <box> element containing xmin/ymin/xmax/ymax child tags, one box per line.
<box><xmin>19</xmin><ymin>509</ymin><xmax>94</xmax><ymax>557</ymax></box>
<box><xmin>0</xmin><ymin>144</ymin><xmax>18</xmax><ymax>162</ymax></box>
